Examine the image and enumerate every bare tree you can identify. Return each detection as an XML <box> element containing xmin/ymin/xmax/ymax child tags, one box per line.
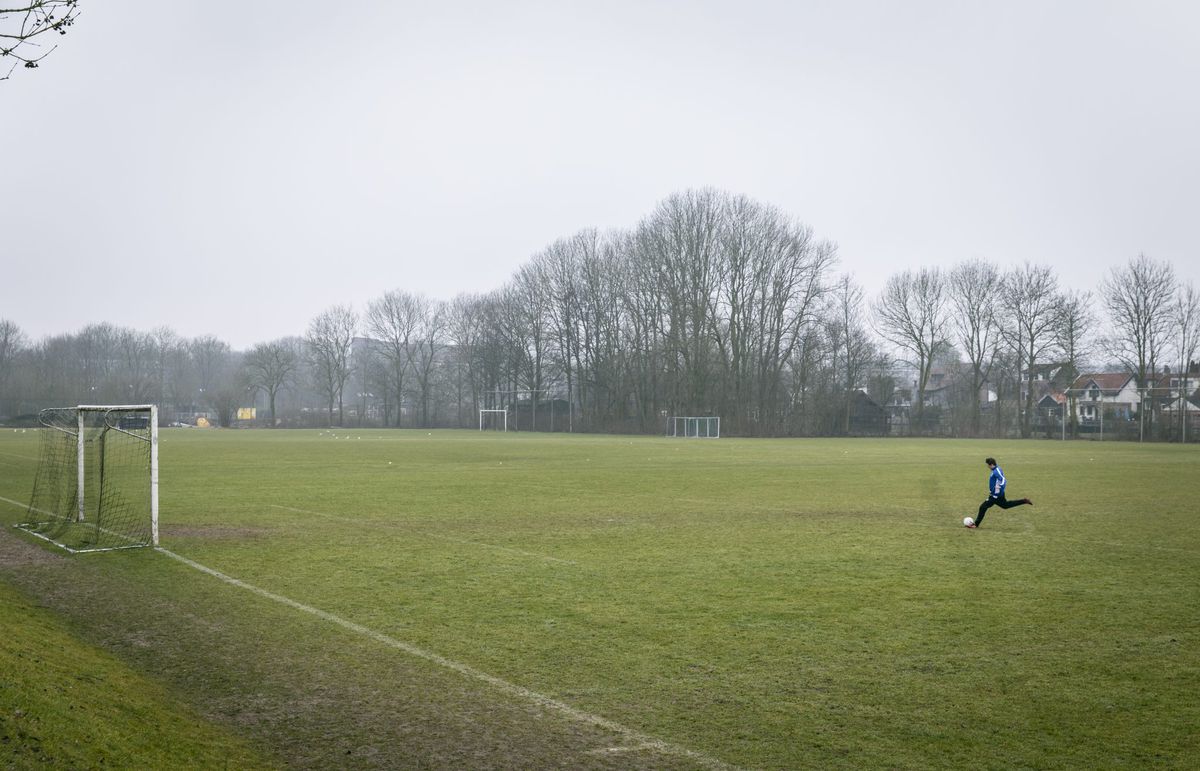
<box><xmin>533</xmin><ymin>236</ymin><xmax>584</xmax><ymax>432</ymax></box>
<box><xmin>638</xmin><ymin>189</ymin><xmax>724</xmax><ymax>416</ymax></box>
<box><xmin>243</xmin><ymin>338</ymin><xmax>299</xmax><ymax>427</ymax></box>
<box><xmin>784</xmin><ymin>324</ymin><xmax>824</xmax><ymax>434</ymax></box>
<box><xmin>148</xmin><ymin>326</ymin><xmax>186</xmax><ymax>412</ymax></box>
<box><xmin>305</xmin><ymin>304</ymin><xmax>357</xmax><ymax>426</ymax></box>
<box><xmin>824</xmin><ymin>275</ymin><xmax>875</xmax><ymax>434</ymax></box>
<box><xmin>349</xmin><ymin>337</ymin><xmax>383</xmax><ymax>427</ymax></box>
<box><xmin>206</xmin><ymin>384</ymin><xmax>242</xmax><ymax>428</ymax></box>
<box><xmin>189</xmin><ymin>335</ymin><xmax>232</xmax><ymax>399</ymax></box>
<box><xmin>1</xmin><ymin>0</ymin><xmax>79</xmax><ymax>79</ymax></box>
<box><xmin>188</xmin><ymin>335</ymin><xmax>247</xmax><ymax>425</ymax></box>
<box><xmin>999</xmin><ymin>263</ymin><xmax>1061</xmax><ymax>438</ymax></box>
<box><xmin>568</xmin><ymin>231</ymin><xmax>627</xmax><ymax>430</ymax></box>
<box><xmin>1172</xmin><ymin>282</ymin><xmax>1200</xmax><ymax>441</ymax></box>
<box><xmin>407</xmin><ymin>298</ymin><xmax>446</xmax><ymax>428</ymax></box>
<box><xmin>709</xmin><ymin>194</ymin><xmax>834</xmax><ymax>434</ymax></box>
<box><xmin>1054</xmin><ymin>289</ymin><xmax>1095</xmax><ymax>436</ymax></box>
<box><xmin>1101</xmin><ymin>254</ymin><xmax>1176</xmax><ymax>436</ymax></box>
<box><xmin>0</xmin><ymin>318</ymin><xmax>26</xmax><ymax>414</ymax></box>
<box><xmin>445</xmin><ymin>293</ymin><xmax>488</xmax><ymax>427</ymax></box>
<box><xmin>76</xmin><ymin>322</ymin><xmax>117</xmax><ymax>400</ymax></box>
<box><xmin>947</xmin><ymin>260</ymin><xmax>1001</xmax><ymax>436</ymax></box>
<box><xmin>115</xmin><ymin>327</ymin><xmax>155</xmax><ymax>403</ymax></box>
<box><xmin>366</xmin><ymin>290</ymin><xmax>425</xmax><ymax>427</ymax></box>
<box><xmin>872</xmin><ymin>268</ymin><xmax>950</xmax><ymax>433</ymax></box>
<box><xmin>504</xmin><ymin>264</ymin><xmax>553</xmax><ymax>427</ymax></box>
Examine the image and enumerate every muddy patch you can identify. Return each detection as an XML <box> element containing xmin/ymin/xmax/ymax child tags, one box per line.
<box><xmin>0</xmin><ymin>526</ymin><xmax>64</xmax><ymax>568</ymax></box>
<box><xmin>161</xmin><ymin>525</ymin><xmax>274</xmax><ymax>540</ymax></box>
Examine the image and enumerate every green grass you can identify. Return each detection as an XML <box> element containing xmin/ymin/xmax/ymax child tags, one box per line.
<box><xmin>0</xmin><ymin>428</ymin><xmax>1197</xmax><ymax>768</ymax></box>
<box><xmin>0</xmin><ymin>579</ymin><xmax>276</xmax><ymax>769</ymax></box>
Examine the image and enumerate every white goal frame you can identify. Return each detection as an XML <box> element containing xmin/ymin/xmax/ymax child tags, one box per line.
<box><xmin>19</xmin><ymin>404</ymin><xmax>159</xmax><ymax>552</ymax></box>
<box><xmin>667</xmin><ymin>416</ymin><xmax>721</xmax><ymax>439</ymax></box>
<box><xmin>479</xmin><ymin>408</ymin><xmax>508</xmax><ymax>432</ymax></box>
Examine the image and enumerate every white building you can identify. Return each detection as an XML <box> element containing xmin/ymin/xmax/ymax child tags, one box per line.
<box><xmin>1068</xmin><ymin>373</ymin><xmax>1140</xmax><ymax>425</ymax></box>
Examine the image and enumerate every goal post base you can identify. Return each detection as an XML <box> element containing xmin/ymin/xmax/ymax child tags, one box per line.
<box><xmin>22</xmin><ymin>405</ymin><xmax>159</xmax><ymax>553</ymax></box>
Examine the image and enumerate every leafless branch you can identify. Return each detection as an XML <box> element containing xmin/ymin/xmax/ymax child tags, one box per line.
<box><xmin>1</xmin><ymin>0</ymin><xmax>79</xmax><ymax>80</ymax></box>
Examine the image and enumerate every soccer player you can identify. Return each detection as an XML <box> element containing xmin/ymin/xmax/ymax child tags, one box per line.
<box><xmin>967</xmin><ymin>457</ymin><xmax>1033</xmax><ymax>528</ymax></box>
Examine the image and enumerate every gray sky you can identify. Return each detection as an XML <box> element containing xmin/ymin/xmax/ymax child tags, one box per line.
<box><xmin>4</xmin><ymin>1</ymin><xmax>1198</xmax><ymax>350</ymax></box>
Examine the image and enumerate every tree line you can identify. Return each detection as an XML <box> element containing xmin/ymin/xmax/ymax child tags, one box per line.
<box><xmin>2</xmin><ymin>189</ymin><xmax>1198</xmax><ymax>439</ymax></box>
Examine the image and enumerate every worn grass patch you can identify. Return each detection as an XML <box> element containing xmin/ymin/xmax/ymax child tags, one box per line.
<box><xmin>0</xmin><ymin>578</ymin><xmax>277</xmax><ymax>769</ymax></box>
<box><xmin>0</xmin><ymin>428</ymin><xmax>1198</xmax><ymax>768</ymax></box>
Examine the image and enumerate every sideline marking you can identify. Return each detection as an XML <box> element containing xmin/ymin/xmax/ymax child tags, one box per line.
<box><xmin>589</xmin><ymin>743</ymin><xmax>664</xmax><ymax>755</ymax></box>
<box><xmin>0</xmin><ymin>495</ymin><xmax>42</xmax><ymax>513</ymax></box>
<box><xmin>270</xmin><ymin>504</ymin><xmax>578</xmax><ymax>565</ymax></box>
<box><xmin>155</xmin><ymin>546</ymin><xmax>733</xmax><ymax>770</ymax></box>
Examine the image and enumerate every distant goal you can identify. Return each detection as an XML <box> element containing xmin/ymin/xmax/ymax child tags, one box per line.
<box><xmin>479</xmin><ymin>408</ymin><xmax>508</xmax><ymax>431</ymax></box>
<box><xmin>667</xmin><ymin>416</ymin><xmax>720</xmax><ymax>439</ymax></box>
<box><xmin>18</xmin><ymin>405</ymin><xmax>159</xmax><ymax>553</ymax></box>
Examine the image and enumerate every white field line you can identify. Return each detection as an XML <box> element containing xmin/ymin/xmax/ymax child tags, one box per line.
<box><xmin>0</xmin><ymin>494</ymin><xmax>45</xmax><ymax>515</ymax></box>
<box><xmin>588</xmin><ymin>742</ymin><xmax>665</xmax><ymax>755</ymax></box>
<box><xmin>155</xmin><ymin>546</ymin><xmax>735</xmax><ymax>771</ymax></box>
<box><xmin>269</xmin><ymin>504</ymin><xmax>578</xmax><ymax>565</ymax></box>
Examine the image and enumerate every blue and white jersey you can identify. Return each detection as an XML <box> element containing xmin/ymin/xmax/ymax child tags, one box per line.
<box><xmin>989</xmin><ymin>466</ymin><xmax>1006</xmax><ymax>497</ymax></box>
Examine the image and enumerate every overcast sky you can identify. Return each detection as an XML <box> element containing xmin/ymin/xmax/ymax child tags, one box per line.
<box><xmin>4</xmin><ymin>1</ymin><xmax>1198</xmax><ymax>350</ymax></box>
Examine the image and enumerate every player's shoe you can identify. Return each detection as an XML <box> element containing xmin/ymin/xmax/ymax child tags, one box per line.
<box><xmin>965</xmin><ymin>522</ymin><xmax>977</xmax><ymax>528</ymax></box>
<box><xmin>1024</xmin><ymin>498</ymin><xmax>1033</xmax><ymax>506</ymax></box>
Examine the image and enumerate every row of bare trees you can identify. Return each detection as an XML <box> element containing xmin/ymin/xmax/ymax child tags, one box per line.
<box><xmin>2</xmin><ymin>190</ymin><xmax>1198</xmax><ymax>438</ymax></box>
<box><xmin>871</xmin><ymin>254</ymin><xmax>1199</xmax><ymax>439</ymax></box>
<box><xmin>0</xmin><ymin>322</ymin><xmax>242</xmax><ymax>423</ymax></box>
<box><xmin>429</xmin><ymin>190</ymin><xmax>843</xmax><ymax>434</ymax></box>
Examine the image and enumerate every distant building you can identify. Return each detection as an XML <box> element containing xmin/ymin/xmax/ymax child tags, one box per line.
<box><xmin>844</xmin><ymin>389</ymin><xmax>889</xmax><ymax>435</ymax></box>
<box><xmin>1068</xmin><ymin>373</ymin><xmax>1139</xmax><ymax>427</ymax></box>
<box><xmin>1147</xmin><ymin>370</ymin><xmax>1200</xmax><ymax>430</ymax></box>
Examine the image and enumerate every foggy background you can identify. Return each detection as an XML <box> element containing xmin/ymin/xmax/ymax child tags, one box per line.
<box><xmin>5</xmin><ymin>1</ymin><xmax>1198</xmax><ymax>349</ymax></box>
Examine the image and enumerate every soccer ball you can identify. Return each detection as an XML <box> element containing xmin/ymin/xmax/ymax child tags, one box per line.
<box><xmin>963</xmin><ymin>517</ymin><xmax>975</xmax><ymax>527</ymax></box>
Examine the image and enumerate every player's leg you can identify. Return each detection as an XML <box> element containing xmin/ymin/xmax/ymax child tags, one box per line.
<box><xmin>974</xmin><ymin>498</ymin><xmax>995</xmax><ymax>526</ymax></box>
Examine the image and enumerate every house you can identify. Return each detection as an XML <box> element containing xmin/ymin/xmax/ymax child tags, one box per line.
<box><xmin>888</xmin><ymin>363</ymin><xmax>974</xmax><ymax>411</ymax></box>
<box><xmin>1147</xmin><ymin>370</ymin><xmax>1200</xmax><ymax>401</ymax></box>
<box><xmin>922</xmin><ymin>368</ymin><xmax>954</xmax><ymax>408</ymax></box>
<box><xmin>1035</xmin><ymin>391</ymin><xmax>1067</xmax><ymax>418</ymax></box>
<box><xmin>1020</xmin><ymin>363</ymin><xmax>1078</xmax><ymax>403</ymax></box>
<box><xmin>842</xmin><ymin>389</ymin><xmax>889</xmax><ymax>435</ymax></box>
<box><xmin>1148</xmin><ymin>370</ymin><xmax>1200</xmax><ymax>431</ymax></box>
<box><xmin>1067</xmin><ymin>373</ymin><xmax>1140</xmax><ymax>427</ymax></box>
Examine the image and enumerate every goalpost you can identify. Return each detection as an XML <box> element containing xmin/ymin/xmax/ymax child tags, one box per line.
<box><xmin>667</xmin><ymin>416</ymin><xmax>721</xmax><ymax>439</ymax></box>
<box><xmin>479</xmin><ymin>408</ymin><xmax>508</xmax><ymax>432</ymax></box>
<box><xmin>18</xmin><ymin>405</ymin><xmax>158</xmax><ymax>553</ymax></box>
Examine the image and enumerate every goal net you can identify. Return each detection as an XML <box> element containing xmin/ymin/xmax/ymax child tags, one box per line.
<box><xmin>19</xmin><ymin>405</ymin><xmax>159</xmax><ymax>553</ymax></box>
<box><xmin>479</xmin><ymin>408</ymin><xmax>508</xmax><ymax>431</ymax></box>
<box><xmin>667</xmin><ymin>416</ymin><xmax>720</xmax><ymax>438</ymax></box>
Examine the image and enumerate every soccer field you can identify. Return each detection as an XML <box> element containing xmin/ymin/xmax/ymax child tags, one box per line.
<box><xmin>1</xmin><ymin>429</ymin><xmax>1197</xmax><ymax>768</ymax></box>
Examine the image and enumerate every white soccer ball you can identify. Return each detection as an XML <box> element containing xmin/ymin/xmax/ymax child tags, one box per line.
<box><xmin>963</xmin><ymin>517</ymin><xmax>974</xmax><ymax>527</ymax></box>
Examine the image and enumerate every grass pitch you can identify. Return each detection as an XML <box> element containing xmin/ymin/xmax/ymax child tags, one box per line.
<box><xmin>0</xmin><ymin>428</ymin><xmax>1197</xmax><ymax>768</ymax></box>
